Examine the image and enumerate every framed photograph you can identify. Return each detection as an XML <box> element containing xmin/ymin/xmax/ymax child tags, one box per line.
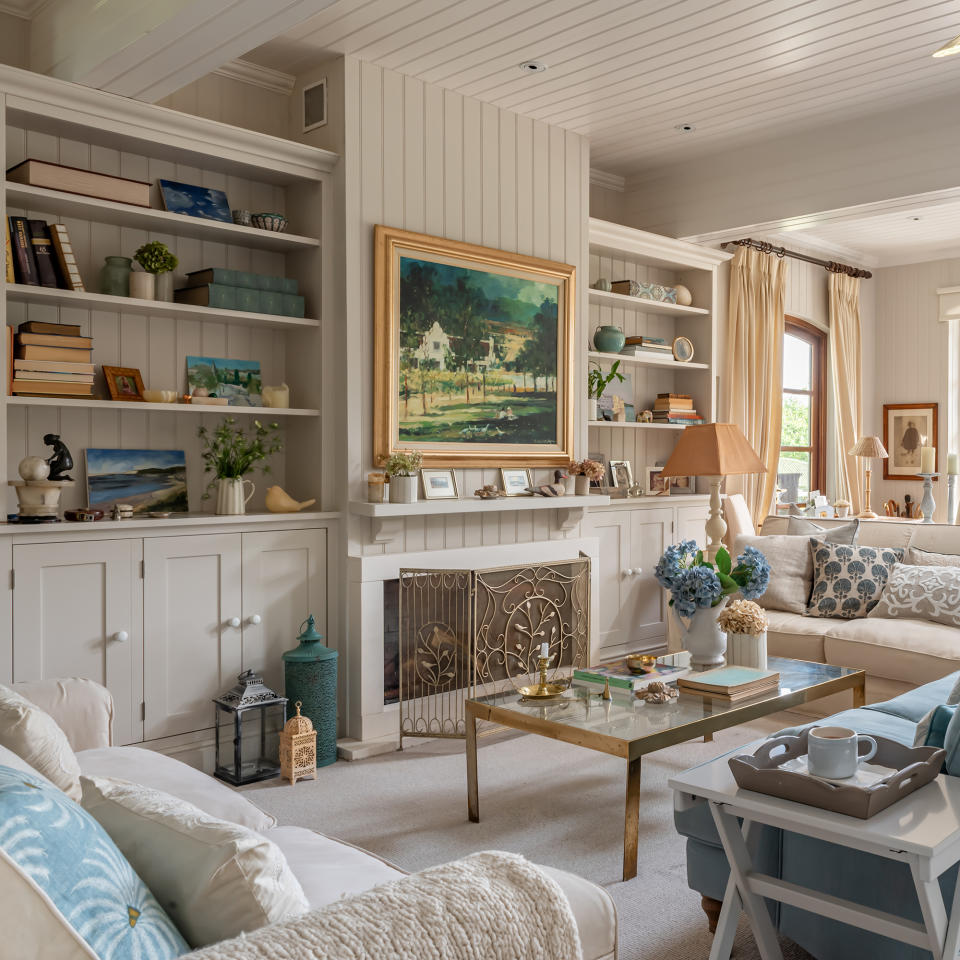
<box><xmin>500</xmin><ymin>467</ymin><xmax>533</xmax><ymax>496</ymax></box>
<box><xmin>102</xmin><ymin>365</ymin><xmax>145</xmax><ymax>402</ymax></box>
<box><xmin>646</xmin><ymin>465</ymin><xmax>671</xmax><ymax>495</ymax></box>
<box><xmin>85</xmin><ymin>448</ymin><xmax>188</xmax><ymax>515</ymax></box>
<box><xmin>883</xmin><ymin>403</ymin><xmax>938</xmax><ymax>480</ymax></box>
<box><xmin>588</xmin><ymin>450</ymin><xmax>609</xmax><ymax>491</ymax></box>
<box><xmin>609</xmin><ymin>459</ymin><xmax>634</xmax><ymax>489</ymax></box>
<box><xmin>668</xmin><ymin>474</ymin><xmax>697</xmax><ymax>495</ymax></box>
<box><xmin>186</xmin><ymin>356</ymin><xmax>262</xmax><ymax>407</ymax></box>
<box><xmin>420</xmin><ymin>468</ymin><xmax>459</xmax><ymax>500</ymax></box>
<box><xmin>158</xmin><ymin>179</ymin><xmax>232</xmax><ymax>223</ymax></box>
<box><xmin>672</xmin><ymin>336</ymin><xmax>695</xmax><ymax>362</ymax></box>
<box><xmin>373</xmin><ymin>225</ymin><xmax>575</xmax><ymax>467</ymax></box>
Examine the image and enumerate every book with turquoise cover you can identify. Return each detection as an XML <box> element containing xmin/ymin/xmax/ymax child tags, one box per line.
<box><xmin>573</xmin><ymin>658</ymin><xmax>688</xmax><ymax>691</ymax></box>
<box><xmin>678</xmin><ymin>667</ymin><xmax>779</xmax><ymax>695</ymax></box>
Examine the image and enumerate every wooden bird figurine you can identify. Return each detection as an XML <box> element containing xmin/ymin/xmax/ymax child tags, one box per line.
<box><xmin>265</xmin><ymin>485</ymin><xmax>316</xmax><ymax>513</ymax></box>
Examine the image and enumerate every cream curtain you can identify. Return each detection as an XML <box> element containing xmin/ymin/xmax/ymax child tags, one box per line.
<box><xmin>724</xmin><ymin>246</ymin><xmax>787</xmax><ymax>528</ymax></box>
<box><xmin>829</xmin><ymin>271</ymin><xmax>863</xmax><ymax>513</ymax></box>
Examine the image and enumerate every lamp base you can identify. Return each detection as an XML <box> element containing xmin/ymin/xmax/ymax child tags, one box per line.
<box><xmin>857</xmin><ymin>509</ymin><xmax>877</xmax><ymax>519</ymax></box>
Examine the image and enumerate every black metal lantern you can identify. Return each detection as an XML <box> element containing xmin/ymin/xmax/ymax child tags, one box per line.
<box><xmin>213</xmin><ymin>669</ymin><xmax>288</xmax><ymax>785</ymax></box>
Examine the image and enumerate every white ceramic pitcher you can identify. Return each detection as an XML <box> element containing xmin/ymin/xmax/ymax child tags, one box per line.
<box><xmin>216</xmin><ymin>477</ymin><xmax>255</xmax><ymax>515</ymax></box>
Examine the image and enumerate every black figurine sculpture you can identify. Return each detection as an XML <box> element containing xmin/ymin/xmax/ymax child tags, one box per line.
<box><xmin>44</xmin><ymin>434</ymin><xmax>74</xmax><ymax>482</ymax></box>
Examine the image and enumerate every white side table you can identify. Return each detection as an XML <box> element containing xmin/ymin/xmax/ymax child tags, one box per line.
<box><xmin>670</xmin><ymin>737</ymin><xmax>960</xmax><ymax>960</ymax></box>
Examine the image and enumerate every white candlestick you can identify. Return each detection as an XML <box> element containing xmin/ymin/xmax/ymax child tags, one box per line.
<box><xmin>921</xmin><ymin>446</ymin><xmax>936</xmax><ymax>475</ymax></box>
<box><xmin>539</xmin><ymin>642</ymin><xmax>549</xmax><ymax>658</ymax></box>
<box><xmin>949</xmin><ymin>453</ymin><xmax>959</xmax><ymax>476</ymax></box>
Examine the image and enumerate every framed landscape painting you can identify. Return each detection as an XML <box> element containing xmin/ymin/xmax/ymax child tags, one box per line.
<box><xmin>85</xmin><ymin>449</ymin><xmax>188</xmax><ymax>515</ymax></box>
<box><xmin>374</xmin><ymin>225</ymin><xmax>575</xmax><ymax>467</ymax></box>
<box><xmin>883</xmin><ymin>402</ymin><xmax>938</xmax><ymax>480</ymax></box>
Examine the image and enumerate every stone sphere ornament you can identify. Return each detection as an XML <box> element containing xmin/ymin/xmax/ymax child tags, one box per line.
<box><xmin>18</xmin><ymin>456</ymin><xmax>50</xmax><ymax>481</ymax></box>
<box><xmin>674</xmin><ymin>284</ymin><xmax>693</xmax><ymax>306</ymax></box>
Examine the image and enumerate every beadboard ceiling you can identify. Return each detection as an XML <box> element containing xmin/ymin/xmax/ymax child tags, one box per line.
<box><xmin>244</xmin><ymin>0</ymin><xmax>960</xmax><ymax>178</ymax></box>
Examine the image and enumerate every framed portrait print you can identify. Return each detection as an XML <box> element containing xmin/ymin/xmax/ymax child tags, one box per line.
<box><xmin>883</xmin><ymin>403</ymin><xmax>938</xmax><ymax>480</ymax></box>
<box><xmin>500</xmin><ymin>467</ymin><xmax>533</xmax><ymax>496</ymax></box>
<box><xmin>420</xmin><ymin>468</ymin><xmax>459</xmax><ymax>500</ymax></box>
<box><xmin>102</xmin><ymin>366</ymin><xmax>145</xmax><ymax>402</ymax></box>
<box><xmin>374</xmin><ymin>225</ymin><xmax>575</xmax><ymax>467</ymax></box>
<box><xmin>646</xmin><ymin>465</ymin><xmax>670</xmax><ymax>495</ymax></box>
<box><xmin>668</xmin><ymin>474</ymin><xmax>697</xmax><ymax>495</ymax></box>
<box><xmin>609</xmin><ymin>459</ymin><xmax>633</xmax><ymax>490</ymax></box>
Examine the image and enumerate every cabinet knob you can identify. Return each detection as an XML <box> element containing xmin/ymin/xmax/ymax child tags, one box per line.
<box><xmin>623</xmin><ymin>568</ymin><xmax>633</xmax><ymax>577</ymax></box>
<box><xmin>228</xmin><ymin>617</ymin><xmax>241</xmax><ymax>628</ymax></box>
<box><xmin>248</xmin><ymin>614</ymin><xmax>262</xmax><ymax>625</ymax></box>
<box><xmin>635</xmin><ymin>567</ymin><xmax>643</xmax><ymax>575</ymax></box>
<box><xmin>113</xmin><ymin>630</ymin><xmax>129</xmax><ymax>643</ymax></box>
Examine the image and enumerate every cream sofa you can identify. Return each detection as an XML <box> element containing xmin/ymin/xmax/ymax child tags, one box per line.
<box><xmin>4</xmin><ymin>678</ymin><xmax>617</xmax><ymax>960</ymax></box>
<box><xmin>754</xmin><ymin>516</ymin><xmax>960</xmax><ymax>706</ymax></box>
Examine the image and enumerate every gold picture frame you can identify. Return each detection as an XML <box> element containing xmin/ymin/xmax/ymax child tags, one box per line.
<box><xmin>374</xmin><ymin>225</ymin><xmax>576</xmax><ymax>468</ymax></box>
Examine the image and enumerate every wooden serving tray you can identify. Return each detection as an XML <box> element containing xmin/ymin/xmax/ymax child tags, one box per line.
<box><xmin>729</xmin><ymin>730</ymin><xmax>945</xmax><ymax>819</ymax></box>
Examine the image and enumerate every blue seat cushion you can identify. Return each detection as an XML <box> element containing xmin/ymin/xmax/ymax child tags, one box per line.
<box><xmin>775</xmin><ymin>707</ymin><xmax>917</xmax><ymax>746</ymax></box>
<box><xmin>862</xmin><ymin>672</ymin><xmax>960</xmax><ymax>723</ymax></box>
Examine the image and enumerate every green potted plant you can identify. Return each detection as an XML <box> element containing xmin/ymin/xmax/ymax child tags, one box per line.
<box><xmin>587</xmin><ymin>360</ymin><xmax>625</xmax><ymax>420</ymax></box>
<box><xmin>132</xmin><ymin>241</ymin><xmax>179</xmax><ymax>302</ymax></box>
<box><xmin>198</xmin><ymin>417</ymin><xmax>283</xmax><ymax>515</ymax></box>
<box><xmin>383</xmin><ymin>450</ymin><xmax>423</xmax><ymax>504</ymax></box>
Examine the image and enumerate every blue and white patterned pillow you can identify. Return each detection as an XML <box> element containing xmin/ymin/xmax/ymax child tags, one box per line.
<box><xmin>0</xmin><ymin>764</ymin><xmax>188</xmax><ymax>960</ymax></box>
<box><xmin>806</xmin><ymin>539</ymin><xmax>904</xmax><ymax>619</ymax></box>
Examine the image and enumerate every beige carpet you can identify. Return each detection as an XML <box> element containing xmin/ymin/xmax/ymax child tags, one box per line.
<box><xmin>244</xmin><ymin>713</ymin><xmax>815</xmax><ymax>960</ymax></box>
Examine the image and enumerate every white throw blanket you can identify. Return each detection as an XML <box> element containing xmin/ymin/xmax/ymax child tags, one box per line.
<box><xmin>184</xmin><ymin>850</ymin><xmax>583</xmax><ymax>960</ymax></box>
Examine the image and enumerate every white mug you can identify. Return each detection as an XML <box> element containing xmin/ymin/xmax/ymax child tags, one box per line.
<box><xmin>808</xmin><ymin>725</ymin><xmax>878</xmax><ymax>779</ymax></box>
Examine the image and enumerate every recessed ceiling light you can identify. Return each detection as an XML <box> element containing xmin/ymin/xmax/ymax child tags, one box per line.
<box><xmin>519</xmin><ymin>60</ymin><xmax>547</xmax><ymax>74</ymax></box>
<box><xmin>932</xmin><ymin>33</ymin><xmax>960</xmax><ymax>57</ymax></box>
<box><xmin>675</xmin><ymin>123</ymin><xmax>696</xmax><ymax>133</ymax></box>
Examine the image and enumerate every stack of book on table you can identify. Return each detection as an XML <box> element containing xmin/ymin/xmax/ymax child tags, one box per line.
<box><xmin>677</xmin><ymin>666</ymin><xmax>780</xmax><ymax>703</ymax></box>
<box><xmin>654</xmin><ymin>392</ymin><xmax>704</xmax><ymax>425</ymax></box>
<box><xmin>572</xmin><ymin>654</ymin><xmax>690</xmax><ymax>694</ymax></box>
<box><xmin>175</xmin><ymin>268</ymin><xmax>305</xmax><ymax>317</ymax></box>
<box><xmin>620</xmin><ymin>335</ymin><xmax>673</xmax><ymax>359</ymax></box>
<box><xmin>10</xmin><ymin>321</ymin><xmax>94</xmax><ymax>398</ymax></box>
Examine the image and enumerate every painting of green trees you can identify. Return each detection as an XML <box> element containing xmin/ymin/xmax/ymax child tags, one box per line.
<box><xmin>397</xmin><ymin>256</ymin><xmax>561</xmax><ymax>445</ymax></box>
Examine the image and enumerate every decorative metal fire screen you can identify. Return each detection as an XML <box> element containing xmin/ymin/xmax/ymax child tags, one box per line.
<box><xmin>398</xmin><ymin>557</ymin><xmax>590</xmax><ymax>744</ymax></box>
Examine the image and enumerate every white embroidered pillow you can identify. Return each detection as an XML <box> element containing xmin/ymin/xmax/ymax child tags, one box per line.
<box><xmin>869</xmin><ymin>563</ymin><xmax>960</xmax><ymax>628</ymax></box>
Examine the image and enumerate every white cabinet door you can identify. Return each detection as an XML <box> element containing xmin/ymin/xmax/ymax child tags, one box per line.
<box><xmin>143</xmin><ymin>535</ymin><xmax>242</xmax><ymax>740</ymax></box>
<box><xmin>625</xmin><ymin>508</ymin><xmax>674</xmax><ymax>651</ymax></box>
<box><xmin>241</xmin><ymin>528</ymin><xmax>328</xmax><ymax>696</ymax></box>
<box><xmin>12</xmin><ymin>539</ymin><xmax>142</xmax><ymax>745</ymax></box>
<box><xmin>676</xmin><ymin>502</ymin><xmax>709</xmax><ymax>548</ymax></box>
<box><xmin>584</xmin><ymin>510</ymin><xmax>633</xmax><ymax>657</ymax></box>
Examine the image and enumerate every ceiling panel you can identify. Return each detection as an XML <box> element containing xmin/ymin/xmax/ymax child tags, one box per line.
<box><xmin>244</xmin><ymin>0</ymin><xmax>960</xmax><ymax>178</ymax></box>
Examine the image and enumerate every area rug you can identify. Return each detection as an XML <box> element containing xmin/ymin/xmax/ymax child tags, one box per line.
<box><xmin>244</xmin><ymin>713</ymin><xmax>815</xmax><ymax>960</ymax></box>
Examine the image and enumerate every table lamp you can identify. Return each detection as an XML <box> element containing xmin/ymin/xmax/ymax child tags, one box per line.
<box><xmin>660</xmin><ymin>423</ymin><xmax>766</xmax><ymax>560</ymax></box>
<box><xmin>848</xmin><ymin>436</ymin><xmax>888</xmax><ymax>519</ymax></box>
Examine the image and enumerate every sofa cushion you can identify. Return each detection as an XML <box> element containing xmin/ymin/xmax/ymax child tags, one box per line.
<box><xmin>945</xmin><ymin>707</ymin><xmax>960</xmax><ymax>776</ymax></box>
<box><xmin>823</xmin><ymin>617</ymin><xmax>960</xmax><ymax>686</ymax></box>
<box><xmin>775</xmin><ymin>707</ymin><xmax>917</xmax><ymax>745</ymax></box>
<box><xmin>787</xmin><ymin>517</ymin><xmax>860</xmax><ymax>542</ymax></box>
<box><xmin>77</xmin><ymin>746</ymin><xmax>276</xmax><ymax>832</ymax></box>
<box><xmin>765</xmin><ymin>611</ymin><xmax>837</xmax><ymax>662</ymax></box>
<box><xmin>908</xmin><ymin>526</ymin><xmax>960</xmax><ymax>556</ymax></box>
<box><xmin>869</xmin><ymin>562</ymin><xmax>960</xmax><ymax>628</ymax></box>
<box><xmin>914</xmin><ymin>704</ymin><xmax>956</xmax><ymax>748</ymax></box>
<box><xmin>0</xmin><ymin>765</ymin><xmax>188</xmax><ymax>960</ymax></box>
<box><xmin>736</xmin><ymin>534</ymin><xmax>813</xmax><ymax>614</ymax></box>
<box><xmin>807</xmin><ymin>542</ymin><xmax>903</xmax><ymax>619</ymax></box>
<box><xmin>13</xmin><ymin>678</ymin><xmax>114</xmax><ymax>752</ymax></box>
<box><xmin>907</xmin><ymin>546</ymin><xmax>960</xmax><ymax>567</ymax></box>
<box><xmin>81</xmin><ymin>775</ymin><xmax>309</xmax><ymax>948</ymax></box>
<box><xmin>0</xmin><ymin>684</ymin><xmax>82</xmax><ymax>800</ymax></box>
<box><xmin>0</xmin><ymin>741</ymin><xmax>52</xmax><ymax>783</ymax></box>
<box><xmin>540</xmin><ymin>865</ymin><xmax>617</xmax><ymax>960</ymax></box>
<box><xmin>863</xmin><ymin>672</ymin><xmax>960</xmax><ymax>722</ymax></box>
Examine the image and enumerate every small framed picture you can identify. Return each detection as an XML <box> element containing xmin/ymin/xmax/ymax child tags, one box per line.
<box><xmin>588</xmin><ymin>451</ymin><xmax>609</xmax><ymax>492</ymax></box>
<box><xmin>672</xmin><ymin>336</ymin><xmax>695</xmax><ymax>362</ymax></box>
<box><xmin>102</xmin><ymin>366</ymin><xmax>145</xmax><ymax>402</ymax></box>
<box><xmin>646</xmin><ymin>465</ymin><xmax>671</xmax><ymax>496</ymax></box>
<box><xmin>668</xmin><ymin>475</ymin><xmax>697</xmax><ymax>495</ymax></box>
<box><xmin>883</xmin><ymin>402</ymin><xmax>938</xmax><ymax>480</ymax></box>
<box><xmin>609</xmin><ymin>459</ymin><xmax>634</xmax><ymax>489</ymax></box>
<box><xmin>500</xmin><ymin>467</ymin><xmax>533</xmax><ymax>496</ymax></box>
<box><xmin>420</xmin><ymin>468</ymin><xmax>459</xmax><ymax>500</ymax></box>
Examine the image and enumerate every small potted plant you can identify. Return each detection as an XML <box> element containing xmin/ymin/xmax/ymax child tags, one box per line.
<box><xmin>587</xmin><ymin>360</ymin><xmax>625</xmax><ymax>420</ymax></box>
<box><xmin>718</xmin><ymin>599</ymin><xmax>770</xmax><ymax>670</ymax></box>
<box><xmin>569</xmin><ymin>458</ymin><xmax>603</xmax><ymax>496</ymax></box>
<box><xmin>132</xmin><ymin>241</ymin><xmax>179</xmax><ymax>302</ymax></box>
<box><xmin>198</xmin><ymin>417</ymin><xmax>283</xmax><ymax>515</ymax></box>
<box><xmin>383</xmin><ymin>450</ymin><xmax>423</xmax><ymax>504</ymax></box>
<box><xmin>834</xmin><ymin>497</ymin><xmax>851</xmax><ymax>518</ymax></box>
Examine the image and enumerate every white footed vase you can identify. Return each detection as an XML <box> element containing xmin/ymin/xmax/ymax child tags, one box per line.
<box><xmin>216</xmin><ymin>477</ymin><xmax>255</xmax><ymax>515</ymax></box>
<box><xmin>672</xmin><ymin>600</ymin><xmax>728</xmax><ymax>667</ymax></box>
<box><xmin>726</xmin><ymin>630</ymin><xmax>768</xmax><ymax>670</ymax></box>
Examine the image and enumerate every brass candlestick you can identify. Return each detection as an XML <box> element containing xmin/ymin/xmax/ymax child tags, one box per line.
<box><xmin>518</xmin><ymin>655</ymin><xmax>568</xmax><ymax>700</ymax></box>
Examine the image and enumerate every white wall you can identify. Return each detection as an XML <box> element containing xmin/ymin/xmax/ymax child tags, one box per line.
<box><xmin>0</xmin><ymin>13</ymin><xmax>28</xmax><ymax>69</ymax></box>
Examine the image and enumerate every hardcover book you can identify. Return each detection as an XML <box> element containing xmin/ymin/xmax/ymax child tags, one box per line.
<box><xmin>8</xmin><ymin>216</ymin><xmax>38</xmax><ymax>285</ymax></box>
<box><xmin>573</xmin><ymin>658</ymin><xmax>689</xmax><ymax>692</ymax></box>
<box><xmin>7</xmin><ymin>159</ymin><xmax>150</xmax><ymax>207</ymax></box>
<box><xmin>27</xmin><ymin>221</ymin><xmax>61</xmax><ymax>288</ymax></box>
<box><xmin>678</xmin><ymin>667</ymin><xmax>780</xmax><ymax>699</ymax></box>
<box><xmin>48</xmin><ymin>224</ymin><xmax>85</xmax><ymax>291</ymax></box>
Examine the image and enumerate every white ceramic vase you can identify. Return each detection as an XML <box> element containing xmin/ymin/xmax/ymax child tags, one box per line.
<box><xmin>216</xmin><ymin>477</ymin><xmax>255</xmax><ymax>515</ymax></box>
<box><xmin>726</xmin><ymin>630</ymin><xmax>768</xmax><ymax>670</ymax></box>
<box><xmin>574</xmin><ymin>475</ymin><xmax>590</xmax><ymax>496</ymax></box>
<box><xmin>673</xmin><ymin>601</ymin><xmax>728</xmax><ymax>667</ymax></box>
<box><xmin>588</xmin><ymin>398</ymin><xmax>599</xmax><ymax>420</ymax></box>
<box><xmin>129</xmin><ymin>271</ymin><xmax>155</xmax><ymax>300</ymax></box>
<box><xmin>389</xmin><ymin>474</ymin><xmax>419</xmax><ymax>504</ymax></box>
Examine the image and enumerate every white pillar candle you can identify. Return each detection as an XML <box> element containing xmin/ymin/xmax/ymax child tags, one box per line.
<box><xmin>949</xmin><ymin>453</ymin><xmax>959</xmax><ymax>476</ymax></box>
<box><xmin>921</xmin><ymin>446</ymin><xmax>936</xmax><ymax>475</ymax></box>
<box><xmin>539</xmin><ymin>642</ymin><xmax>549</xmax><ymax>658</ymax></box>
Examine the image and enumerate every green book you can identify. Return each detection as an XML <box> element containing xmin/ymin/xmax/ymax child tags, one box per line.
<box><xmin>260</xmin><ymin>291</ymin><xmax>283</xmax><ymax>315</ymax></box>
<box><xmin>678</xmin><ymin>667</ymin><xmax>779</xmax><ymax>696</ymax></box>
<box><xmin>282</xmin><ymin>293</ymin><xmax>305</xmax><ymax>317</ymax></box>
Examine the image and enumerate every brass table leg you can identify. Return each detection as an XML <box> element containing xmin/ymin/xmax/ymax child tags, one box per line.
<box><xmin>704</xmin><ymin>732</ymin><xmax>714</xmax><ymax>743</ymax></box>
<box><xmin>623</xmin><ymin>756</ymin><xmax>642</xmax><ymax>881</ymax></box>
<box><xmin>853</xmin><ymin>676</ymin><xmax>866</xmax><ymax>709</ymax></box>
<box><xmin>466</xmin><ymin>707</ymin><xmax>479</xmax><ymax>823</ymax></box>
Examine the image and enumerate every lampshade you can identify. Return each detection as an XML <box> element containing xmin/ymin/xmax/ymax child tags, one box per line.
<box><xmin>660</xmin><ymin>423</ymin><xmax>765</xmax><ymax>478</ymax></box>
<box><xmin>848</xmin><ymin>436</ymin><xmax>888</xmax><ymax>460</ymax></box>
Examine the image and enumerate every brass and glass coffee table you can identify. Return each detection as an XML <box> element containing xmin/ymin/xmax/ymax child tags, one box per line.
<box><xmin>465</xmin><ymin>657</ymin><xmax>865</xmax><ymax>881</ymax></box>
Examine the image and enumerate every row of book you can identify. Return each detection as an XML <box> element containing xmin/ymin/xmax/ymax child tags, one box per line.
<box><xmin>175</xmin><ymin>268</ymin><xmax>305</xmax><ymax>318</ymax></box>
<box><xmin>619</xmin><ymin>335</ymin><xmax>674</xmax><ymax>359</ymax></box>
<box><xmin>6</xmin><ymin>217</ymin><xmax>85</xmax><ymax>291</ymax></box>
<box><xmin>653</xmin><ymin>392</ymin><xmax>704</xmax><ymax>425</ymax></box>
<box><xmin>9</xmin><ymin>321</ymin><xmax>94</xmax><ymax>398</ymax></box>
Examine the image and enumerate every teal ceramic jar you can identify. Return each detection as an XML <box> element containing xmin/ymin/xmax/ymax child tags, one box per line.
<box><xmin>100</xmin><ymin>256</ymin><xmax>131</xmax><ymax>297</ymax></box>
<box><xmin>593</xmin><ymin>324</ymin><xmax>626</xmax><ymax>354</ymax></box>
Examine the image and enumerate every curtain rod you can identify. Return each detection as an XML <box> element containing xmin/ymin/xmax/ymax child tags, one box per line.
<box><xmin>721</xmin><ymin>238</ymin><xmax>872</xmax><ymax>279</ymax></box>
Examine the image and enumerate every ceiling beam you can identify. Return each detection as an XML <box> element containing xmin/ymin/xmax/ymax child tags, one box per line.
<box><xmin>29</xmin><ymin>0</ymin><xmax>341</xmax><ymax>102</ymax></box>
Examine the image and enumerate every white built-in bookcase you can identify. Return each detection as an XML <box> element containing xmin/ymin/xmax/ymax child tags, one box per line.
<box><xmin>586</xmin><ymin>218</ymin><xmax>730</xmax><ymax>482</ymax></box>
<box><xmin>0</xmin><ymin>64</ymin><xmax>339</xmax><ymax>518</ymax></box>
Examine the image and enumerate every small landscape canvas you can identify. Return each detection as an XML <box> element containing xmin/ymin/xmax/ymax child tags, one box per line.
<box><xmin>187</xmin><ymin>356</ymin><xmax>262</xmax><ymax>406</ymax></box>
<box><xmin>158</xmin><ymin>179</ymin><xmax>232</xmax><ymax>223</ymax></box>
<box><xmin>85</xmin><ymin>449</ymin><xmax>188</xmax><ymax>514</ymax></box>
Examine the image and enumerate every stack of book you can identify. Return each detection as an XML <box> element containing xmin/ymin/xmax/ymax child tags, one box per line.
<box><xmin>11</xmin><ymin>322</ymin><xmax>94</xmax><ymax>398</ymax></box>
<box><xmin>620</xmin><ymin>335</ymin><xmax>673</xmax><ymax>359</ymax></box>
<box><xmin>572</xmin><ymin>656</ymin><xmax>689</xmax><ymax>694</ymax></box>
<box><xmin>677</xmin><ymin>666</ymin><xmax>780</xmax><ymax>703</ymax></box>
<box><xmin>6</xmin><ymin>217</ymin><xmax>84</xmax><ymax>291</ymax></box>
<box><xmin>175</xmin><ymin>268</ymin><xmax>305</xmax><ymax>318</ymax></box>
<box><xmin>653</xmin><ymin>392</ymin><xmax>704</xmax><ymax>425</ymax></box>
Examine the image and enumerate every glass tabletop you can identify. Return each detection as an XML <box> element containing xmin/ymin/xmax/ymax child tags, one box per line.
<box><xmin>469</xmin><ymin>658</ymin><xmax>863</xmax><ymax>746</ymax></box>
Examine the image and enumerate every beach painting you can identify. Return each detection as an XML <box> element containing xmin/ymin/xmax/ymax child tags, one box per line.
<box><xmin>186</xmin><ymin>356</ymin><xmax>263</xmax><ymax>406</ymax></box>
<box><xmin>158</xmin><ymin>180</ymin><xmax>232</xmax><ymax>223</ymax></box>
<box><xmin>85</xmin><ymin>449</ymin><xmax>188</xmax><ymax>515</ymax></box>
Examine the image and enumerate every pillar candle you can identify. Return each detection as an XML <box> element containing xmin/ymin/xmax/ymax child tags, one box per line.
<box><xmin>921</xmin><ymin>446</ymin><xmax>936</xmax><ymax>475</ymax></box>
<box><xmin>539</xmin><ymin>642</ymin><xmax>549</xmax><ymax>658</ymax></box>
<box><xmin>949</xmin><ymin>453</ymin><xmax>959</xmax><ymax>476</ymax></box>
